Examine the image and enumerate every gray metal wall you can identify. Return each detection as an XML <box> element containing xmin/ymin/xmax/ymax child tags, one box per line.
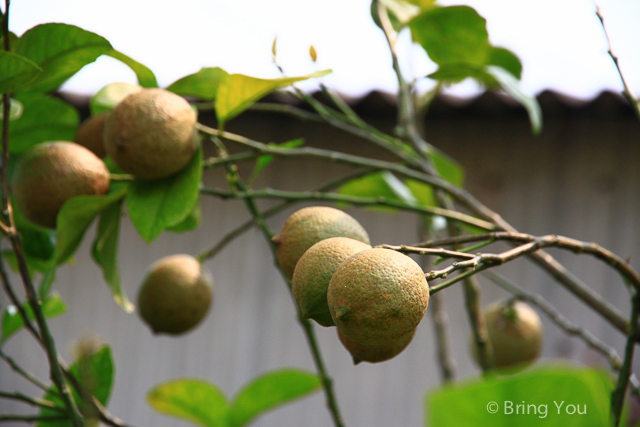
<box><xmin>1</xmin><ymin>93</ymin><xmax>639</xmax><ymax>427</ymax></box>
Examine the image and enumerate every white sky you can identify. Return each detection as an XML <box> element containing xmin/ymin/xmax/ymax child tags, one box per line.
<box><xmin>7</xmin><ymin>0</ymin><xmax>640</xmax><ymax>100</ymax></box>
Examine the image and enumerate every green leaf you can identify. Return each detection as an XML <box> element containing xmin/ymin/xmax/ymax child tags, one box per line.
<box><xmin>166</xmin><ymin>203</ymin><xmax>201</xmax><ymax>233</ymax></box>
<box><xmin>106</xmin><ymin>50</ymin><xmax>158</xmax><ymax>88</ymax></box>
<box><xmin>0</xmin><ymin>98</ymin><xmax>25</xmax><ymax>121</ymax></box>
<box><xmin>9</xmin><ymin>93</ymin><xmax>79</xmax><ymax>154</ymax></box>
<box><xmin>147</xmin><ymin>379</ymin><xmax>228</xmax><ymax>427</ymax></box>
<box><xmin>427</xmin><ymin>365</ymin><xmax>613</xmax><ymax>427</ymax></box>
<box><xmin>1</xmin><ymin>293</ymin><xmax>66</xmax><ymax>344</ymax></box>
<box><xmin>410</xmin><ymin>6</ymin><xmax>491</xmax><ymax>66</ymax></box>
<box><xmin>2</xmin><ymin>250</ymin><xmax>53</xmax><ymax>276</ymax></box>
<box><xmin>404</xmin><ymin>179</ymin><xmax>436</xmax><ymax>207</ymax></box>
<box><xmin>92</xmin><ymin>200</ymin><xmax>134</xmax><ymax>312</ymax></box>
<box><xmin>249</xmin><ymin>138</ymin><xmax>305</xmax><ymax>182</ymax></box>
<box><xmin>39</xmin><ymin>346</ymin><xmax>114</xmax><ymax>427</ymax></box>
<box><xmin>127</xmin><ymin>146</ymin><xmax>203</xmax><ymax>243</ymax></box>
<box><xmin>215</xmin><ymin>70</ymin><xmax>331</xmax><ymax>127</ymax></box>
<box><xmin>427</xmin><ymin>62</ymin><xmax>496</xmax><ymax>86</ymax></box>
<box><xmin>13</xmin><ymin>204</ymin><xmax>55</xmax><ymax>262</ymax></box>
<box><xmin>89</xmin><ymin>81</ymin><xmax>142</xmax><ymax>116</ymax></box>
<box><xmin>337</xmin><ymin>171</ymin><xmax>417</xmax><ymax>212</ymax></box>
<box><xmin>489</xmin><ymin>47</ymin><xmax>522</xmax><ymax>80</ymax></box>
<box><xmin>0</xmin><ymin>51</ymin><xmax>42</xmax><ymax>93</ymax></box>
<box><xmin>54</xmin><ymin>186</ymin><xmax>129</xmax><ymax>265</ymax></box>
<box><xmin>486</xmin><ymin>65</ymin><xmax>542</xmax><ymax>134</ymax></box>
<box><xmin>167</xmin><ymin>67</ymin><xmax>229</xmax><ymax>100</ymax></box>
<box><xmin>228</xmin><ymin>369</ymin><xmax>321</xmax><ymax>427</ymax></box>
<box><xmin>15</xmin><ymin>23</ymin><xmax>112</xmax><ymax>93</ymax></box>
<box><xmin>428</xmin><ymin>146</ymin><xmax>464</xmax><ymax>187</ymax></box>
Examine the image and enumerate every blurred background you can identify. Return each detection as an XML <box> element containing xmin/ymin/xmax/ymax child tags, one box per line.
<box><xmin>1</xmin><ymin>1</ymin><xmax>640</xmax><ymax>426</ymax></box>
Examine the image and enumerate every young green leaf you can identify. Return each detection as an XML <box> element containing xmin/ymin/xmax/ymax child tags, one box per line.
<box><xmin>0</xmin><ymin>51</ymin><xmax>42</xmax><ymax>93</ymax></box>
<box><xmin>38</xmin><ymin>345</ymin><xmax>114</xmax><ymax>427</ymax></box>
<box><xmin>427</xmin><ymin>365</ymin><xmax>613</xmax><ymax>427</ymax></box>
<box><xmin>147</xmin><ymin>379</ymin><xmax>229</xmax><ymax>427</ymax></box>
<box><xmin>13</xmin><ymin>204</ymin><xmax>55</xmax><ymax>262</ymax></box>
<box><xmin>54</xmin><ymin>186</ymin><xmax>129</xmax><ymax>265</ymax></box>
<box><xmin>15</xmin><ymin>23</ymin><xmax>112</xmax><ymax>93</ymax></box>
<box><xmin>127</xmin><ymin>146</ymin><xmax>203</xmax><ymax>243</ymax></box>
<box><xmin>9</xmin><ymin>94</ymin><xmax>79</xmax><ymax>154</ymax></box>
<box><xmin>167</xmin><ymin>67</ymin><xmax>229</xmax><ymax>100</ymax></box>
<box><xmin>486</xmin><ymin>65</ymin><xmax>542</xmax><ymax>134</ymax></box>
<box><xmin>215</xmin><ymin>70</ymin><xmax>331</xmax><ymax>127</ymax></box>
<box><xmin>410</xmin><ymin>6</ymin><xmax>491</xmax><ymax>66</ymax></box>
<box><xmin>427</xmin><ymin>63</ymin><xmax>496</xmax><ymax>86</ymax></box>
<box><xmin>337</xmin><ymin>171</ymin><xmax>417</xmax><ymax>212</ymax></box>
<box><xmin>228</xmin><ymin>369</ymin><xmax>321</xmax><ymax>427</ymax></box>
<box><xmin>89</xmin><ymin>81</ymin><xmax>143</xmax><ymax>116</ymax></box>
<box><xmin>1</xmin><ymin>293</ymin><xmax>66</xmax><ymax>345</ymax></box>
<box><xmin>106</xmin><ymin>50</ymin><xmax>158</xmax><ymax>88</ymax></box>
<box><xmin>489</xmin><ymin>47</ymin><xmax>523</xmax><ymax>80</ymax></box>
<box><xmin>92</xmin><ymin>200</ymin><xmax>134</xmax><ymax>312</ymax></box>
<box><xmin>428</xmin><ymin>146</ymin><xmax>464</xmax><ymax>187</ymax></box>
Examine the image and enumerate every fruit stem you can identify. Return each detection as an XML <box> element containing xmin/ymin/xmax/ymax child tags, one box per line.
<box><xmin>209</xmin><ymin>134</ymin><xmax>347</xmax><ymax>427</ymax></box>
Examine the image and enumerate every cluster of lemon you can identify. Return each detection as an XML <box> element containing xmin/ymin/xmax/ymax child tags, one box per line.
<box><xmin>273</xmin><ymin>206</ymin><xmax>430</xmax><ymax>364</ymax></box>
<box><xmin>11</xmin><ymin>87</ymin><xmax>213</xmax><ymax>337</ymax></box>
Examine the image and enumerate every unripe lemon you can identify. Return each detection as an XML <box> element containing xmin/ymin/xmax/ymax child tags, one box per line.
<box><xmin>472</xmin><ymin>300</ymin><xmax>542</xmax><ymax>370</ymax></box>
<box><xmin>103</xmin><ymin>88</ymin><xmax>198</xmax><ymax>180</ymax></box>
<box><xmin>328</xmin><ymin>248</ymin><xmax>429</xmax><ymax>345</ymax></box>
<box><xmin>11</xmin><ymin>142</ymin><xmax>110</xmax><ymax>229</ymax></box>
<box><xmin>338</xmin><ymin>327</ymin><xmax>416</xmax><ymax>364</ymax></box>
<box><xmin>272</xmin><ymin>207</ymin><xmax>370</xmax><ymax>279</ymax></box>
<box><xmin>292</xmin><ymin>237</ymin><xmax>371</xmax><ymax>326</ymax></box>
<box><xmin>138</xmin><ymin>254</ymin><xmax>213</xmax><ymax>335</ymax></box>
<box><xmin>75</xmin><ymin>112</ymin><xmax>109</xmax><ymax>158</ymax></box>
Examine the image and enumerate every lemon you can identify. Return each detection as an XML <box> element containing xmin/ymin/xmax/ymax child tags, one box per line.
<box><xmin>75</xmin><ymin>112</ymin><xmax>109</xmax><ymax>158</ymax></box>
<box><xmin>11</xmin><ymin>142</ymin><xmax>110</xmax><ymax>229</ymax></box>
<box><xmin>138</xmin><ymin>254</ymin><xmax>213</xmax><ymax>335</ymax></box>
<box><xmin>328</xmin><ymin>248</ymin><xmax>429</xmax><ymax>345</ymax></box>
<box><xmin>292</xmin><ymin>237</ymin><xmax>371</xmax><ymax>326</ymax></box>
<box><xmin>338</xmin><ymin>327</ymin><xmax>416</xmax><ymax>364</ymax></box>
<box><xmin>272</xmin><ymin>206</ymin><xmax>370</xmax><ymax>279</ymax></box>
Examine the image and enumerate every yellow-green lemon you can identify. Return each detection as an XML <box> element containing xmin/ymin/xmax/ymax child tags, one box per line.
<box><xmin>328</xmin><ymin>248</ymin><xmax>429</xmax><ymax>345</ymax></box>
<box><xmin>103</xmin><ymin>88</ymin><xmax>198</xmax><ymax>180</ymax></box>
<box><xmin>74</xmin><ymin>112</ymin><xmax>109</xmax><ymax>158</ymax></box>
<box><xmin>11</xmin><ymin>142</ymin><xmax>110</xmax><ymax>229</ymax></box>
<box><xmin>272</xmin><ymin>206</ymin><xmax>370</xmax><ymax>279</ymax></box>
<box><xmin>138</xmin><ymin>254</ymin><xmax>213</xmax><ymax>335</ymax></box>
<box><xmin>292</xmin><ymin>237</ymin><xmax>371</xmax><ymax>326</ymax></box>
<box><xmin>472</xmin><ymin>300</ymin><xmax>542</xmax><ymax>370</ymax></box>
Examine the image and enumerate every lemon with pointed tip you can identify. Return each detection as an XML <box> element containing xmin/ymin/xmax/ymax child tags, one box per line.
<box><xmin>292</xmin><ymin>237</ymin><xmax>371</xmax><ymax>326</ymax></box>
<box><xmin>328</xmin><ymin>248</ymin><xmax>429</xmax><ymax>345</ymax></box>
<box><xmin>138</xmin><ymin>254</ymin><xmax>213</xmax><ymax>335</ymax></box>
<box><xmin>272</xmin><ymin>206</ymin><xmax>370</xmax><ymax>279</ymax></box>
<box><xmin>338</xmin><ymin>327</ymin><xmax>416</xmax><ymax>364</ymax></box>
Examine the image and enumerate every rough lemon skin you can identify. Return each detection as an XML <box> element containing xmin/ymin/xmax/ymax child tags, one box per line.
<box><xmin>103</xmin><ymin>88</ymin><xmax>198</xmax><ymax>180</ymax></box>
<box><xmin>472</xmin><ymin>300</ymin><xmax>543</xmax><ymax>370</ymax></box>
<box><xmin>328</xmin><ymin>248</ymin><xmax>429</xmax><ymax>345</ymax></box>
<box><xmin>292</xmin><ymin>237</ymin><xmax>371</xmax><ymax>327</ymax></box>
<box><xmin>11</xmin><ymin>142</ymin><xmax>110</xmax><ymax>229</ymax></box>
<box><xmin>138</xmin><ymin>254</ymin><xmax>213</xmax><ymax>336</ymax></box>
<box><xmin>74</xmin><ymin>112</ymin><xmax>109</xmax><ymax>158</ymax></box>
<box><xmin>338</xmin><ymin>327</ymin><xmax>416</xmax><ymax>364</ymax></box>
<box><xmin>272</xmin><ymin>206</ymin><xmax>370</xmax><ymax>280</ymax></box>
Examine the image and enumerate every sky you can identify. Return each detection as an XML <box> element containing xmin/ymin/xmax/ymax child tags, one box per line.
<box><xmin>6</xmin><ymin>0</ymin><xmax>640</xmax><ymax>100</ymax></box>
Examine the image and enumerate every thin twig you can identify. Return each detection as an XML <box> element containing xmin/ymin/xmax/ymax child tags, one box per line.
<box><xmin>0</xmin><ymin>348</ymin><xmax>51</xmax><ymax>392</ymax></box>
<box><xmin>611</xmin><ymin>292</ymin><xmax>640</xmax><ymax>426</ymax></box>
<box><xmin>0</xmin><ymin>391</ymin><xmax>65</xmax><ymax>412</ymax></box>
<box><xmin>379</xmin><ymin>244</ymin><xmax>475</xmax><ymax>260</ymax></box>
<box><xmin>197</xmin><ymin>168</ymin><xmax>374</xmax><ymax>262</ymax></box>
<box><xmin>200</xmin><ymin>187</ymin><xmax>495</xmax><ymax>231</ymax></box>
<box><xmin>210</xmin><ymin>135</ymin><xmax>346</xmax><ymax>427</ymax></box>
<box><xmin>595</xmin><ymin>5</ymin><xmax>640</xmax><ymax>121</ymax></box>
